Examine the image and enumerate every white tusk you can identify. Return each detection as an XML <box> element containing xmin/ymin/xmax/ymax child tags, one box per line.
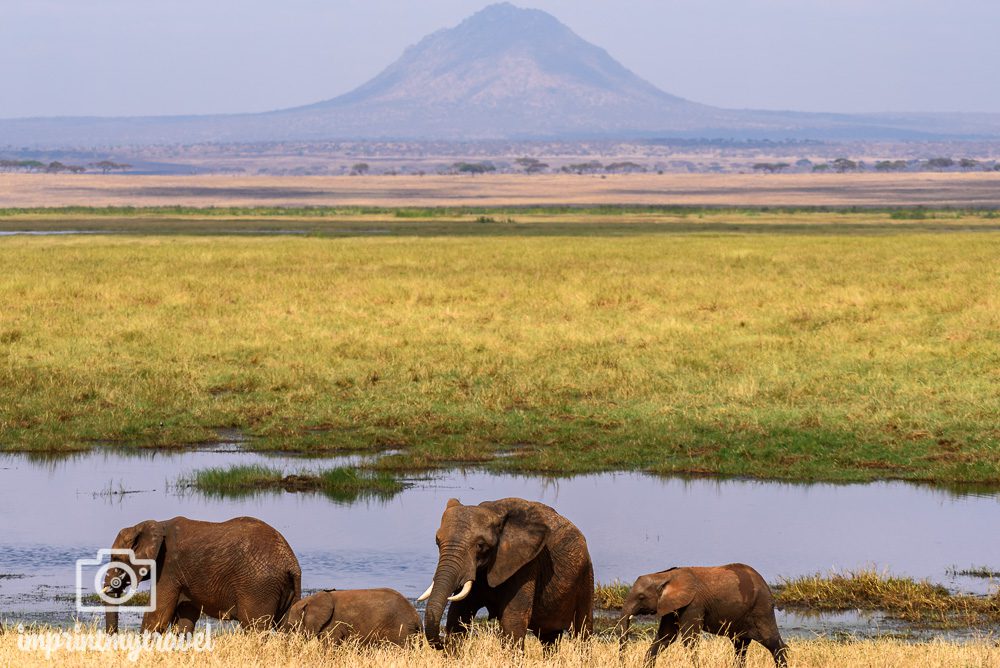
<box><xmin>416</xmin><ymin>584</ymin><xmax>434</xmax><ymax>602</ymax></box>
<box><xmin>448</xmin><ymin>580</ymin><xmax>473</xmax><ymax>602</ymax></box>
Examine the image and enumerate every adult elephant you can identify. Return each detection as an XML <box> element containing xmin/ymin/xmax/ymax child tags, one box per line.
<box><xmin>418</xmin><ymin>497</ymin><xmax>593</xmax><ymax>649</ymax></box>
<box><xmin>103</xmin><ymin>516</ymin><xmax>301</xmax><ymax>633</ymax></box>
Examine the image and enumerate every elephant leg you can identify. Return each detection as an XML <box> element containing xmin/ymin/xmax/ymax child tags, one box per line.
<box><xmin>173</xmin><ymin>600</ymin><xmax>201</xmax><ymax>634</ymax></box>
<box><xmin>538</xmin><ymin>629</ymin><xmax>562</xmax><ymax>655</ymax></box>
<box><xmin>676</xmin><ymin>613</ymin><xmax>704</xmax><ymax>667</ymax></box>
<box><xmin>444</xmin><ymin>597</ymin><xmax>478</xmax><ymax>653</ymax></box>
<box><xmin>761</xmin><ymin>634</ymin><xmax>789</xmax><ymax>667</ymax></box>
<box><xmin>322</xmin><ymin>621</ymin><xmax>353</xmax><ymax>645</ymax></box>
<box><xmin>572</xmin><ymin>571</ymin><xmax>594</xmax><ymax>639</ymax></box>
<box><xmin>140</xmin><ymin>583</ymin><xmax>180</xmax><ymax>633</ymax></box>
<box><xmin>497</xmin><ymin>577</ymin><xmax>535</xmax><ymax>650</ymax></box>
<box><xmin>732</xmin><ymin>636</ymin><xmax>750</xmax><ymax>668</ymax></box>
<box><xmin>644</xmin><ymin>615</ymin><xmax>679</xmax><ymax>668</ymax></box>
<box><xmin>235</xmin><ymin>593</ymin><xmax>279</xmax><ymax>631</ymax></box>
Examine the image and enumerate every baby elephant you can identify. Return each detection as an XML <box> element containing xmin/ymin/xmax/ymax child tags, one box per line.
<box><xmin>282</xmin><ymin>588</ymin><xmax>422</xmax><ymax>646</ymax></box>
<box><xmin>618</xmin><ymin>564</ymin><xmax>787</xmax><ymax>667</ymax></box>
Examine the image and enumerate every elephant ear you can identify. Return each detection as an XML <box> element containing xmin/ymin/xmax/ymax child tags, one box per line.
<box><xmin>656</xmin><ymin>569</ymin><xmax>698</xmax><ymax>616</ymax></box>
<box><xmin>300</xmin><ymin>595</ymin><xmax>336</xmax><ymax>636</ymax></box>
<box><xmin>487</xmin><ymin>508</ymin><xmax>549</xmax><ymax>588</ymax></box>
<box><xmin>126</xmin><ymin>520</ymin><xmax>165</xmax><ymax>564</ymax></box>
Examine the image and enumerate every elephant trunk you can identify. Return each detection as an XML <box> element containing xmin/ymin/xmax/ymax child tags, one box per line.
<box><xmin>616</xmin><ymin>604</ymin><xmax>635</xmax><ymax>652</ymax></box>
<box><xmin>423</xmin><ymin>546</ymin><xmax>470</xmax><ymax>650</ymax></box>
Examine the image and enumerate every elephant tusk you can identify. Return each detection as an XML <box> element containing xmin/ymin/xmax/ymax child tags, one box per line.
<box><xmin>416</xmin><ymin>584</ymin><xmax>434</xmax><ymax>602</ymax></box>
<box><xmin>448</xmin><ymin>580</ymin><xmax>473</xmax><ymax>602</ymax></box>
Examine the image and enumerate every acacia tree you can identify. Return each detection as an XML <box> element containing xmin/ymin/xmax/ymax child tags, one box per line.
<box><xmin>515</xmin><ymin>157</ymin><xmax>548</xmax><ymax>174</ymax></box>
<box><xmin>752</xmin><ymin>162</ymin><xmax>790</xmax><ymax>173</ymax></box>
<box><xmin>605</xmin><ymin>161</ymin><xmax>647</xmax><ymax>173</ymax></box>
<box><xmin>925</xmin><ymin>157</ymin><xmax>955</xmax><ymax>171</ymax></box>
<box><xmin>91</xmin><ymin>160</ymin><xmax>131</xmax><ymax>174</ymax></box>
<box><xmin>874</xmin><ymin>160</ymin><xmax>908</xmax><ymax>172</ymax></box>
<box><xmin>561</xmin><ymin>161</ymin><xmax>603</xmax><ymax>174</ymax></box>
<box><xmin>452</xmin><ymin>161</ymin><xmax>496</xmax><ymax>175</ymax></box>
<box><xmin>832</xmin><ymin>158</ymin><xmax>858</xmax><ymax>173</ymax></box>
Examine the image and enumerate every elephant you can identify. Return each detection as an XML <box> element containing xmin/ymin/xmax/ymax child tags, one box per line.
<box><xmin>281</xmin><ymin>588</ymin><xmax>421</xmax><ymax>645</ymax></box>
<box><xmin>617</xmin><ymin>564</ymin><xmax>788</xmax><ymax>668</ymax></box>
<box><xmin>102</xmin><ymin>516</ymin><xmax>301</xmax><ymax>633</ymax></box>
<box><xmin>419</xmin><ymin>497</ymin><xmax>594</xmax><ymax>650</ymax></box>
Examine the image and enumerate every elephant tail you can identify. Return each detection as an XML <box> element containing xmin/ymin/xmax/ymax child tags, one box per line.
<box><xmin>275</xmin><ymin>567</ymin><xmax>302</xmax><ymax>629</ymax></box>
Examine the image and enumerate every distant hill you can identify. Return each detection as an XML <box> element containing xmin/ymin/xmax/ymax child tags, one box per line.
<box><xmin>2</xmin><ymin>2</ymin><xmax>1000</xmax><ymax>147</ymax></box>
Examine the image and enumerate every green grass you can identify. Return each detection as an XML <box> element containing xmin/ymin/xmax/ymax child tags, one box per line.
<box><xmin>594</xmin><ymin>581</ymin><xmax>631</xmax><ymax>611</ymax></box>
<box><xmin>946</xmin><ymin>566</ymin><xmax>1000</xmax><ymax>579</ymax></box>
<box><xmin>180</xmin><ymin>465</ymin><xmax>406</xmax><ymax>502</ymax></box>
<box><xmin>66</xmin><ymin>591</ymin><xmax>152</xmax><ymax>606</ymax></box>
<box><xmin>1</xmin><ymin>210</ymin><xmax>999</xmax><ymax>484</ymax></box>
<box><xmin>775</xmin><ymin>569</ymin><xmax>1000</xmax><ymax>627</ymax></box>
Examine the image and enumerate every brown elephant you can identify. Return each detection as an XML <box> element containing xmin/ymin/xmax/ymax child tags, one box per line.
<box><xmin>281</xmin><ymin>588</ymin><xmax>421</xmax><ymax>645</ymax></box>
<box><xmin>419</xmin><ymin>497</ymin><xmax>593</xmax><ymax>650</ymax></box>
<box><xmin>102</xmin><ymin>516</ymin><xmax>301</xmax><ymax>633</ymax></box>
<box><xmin>618</xmin><ymin>564</ymin><xmax>788</xmax><ymax>667</ymax></box>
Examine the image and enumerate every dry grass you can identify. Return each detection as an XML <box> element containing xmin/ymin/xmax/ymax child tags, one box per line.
<box><xmin>5</xmin><ymin>627</ymin><xmax>1000</xmax><ymax>668</ymax></box>
<box><xmin>776</xmin><ymin>569</ymin><xmax>1000</xmax><ymax>627</ymax></box>
<box><xmin>3</xmin><ymin>172</ymin><xmax>1000</xmax><ymax>208</ymax></box>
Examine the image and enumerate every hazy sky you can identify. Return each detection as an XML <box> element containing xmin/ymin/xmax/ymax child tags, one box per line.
<box><xmin>2</xmin><ymin>0</ymin><xmax>999</xmax><ymax>119</ymax></box>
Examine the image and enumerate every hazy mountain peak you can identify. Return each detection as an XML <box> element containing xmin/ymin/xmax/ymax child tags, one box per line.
<box><xmin>315</xmin><ymin>1</ymin><xmax>689</xmax><ymax>114</ymax></box>
<box><xmin>2</xmin><ymin>3</ymin><xmax>998</xmax><ymax>145</ymax></box>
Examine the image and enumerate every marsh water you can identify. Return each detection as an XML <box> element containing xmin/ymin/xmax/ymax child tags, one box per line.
<box><xmin>1</xmin><ymin>446</ymin><xmax>999</xmax><ymax>639</ymax></box>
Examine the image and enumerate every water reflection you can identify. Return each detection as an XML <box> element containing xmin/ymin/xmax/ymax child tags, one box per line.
<box><xmin>1</xmin><ymin>449</ymin><xmax>999</xmax><ymax>633</ymax></box>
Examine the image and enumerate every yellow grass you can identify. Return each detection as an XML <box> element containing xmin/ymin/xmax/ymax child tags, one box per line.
<box><xmin>2</xmin><ymin>225</ymin><xmax>999</xmax><ymax>482</ymax></box>
<box><xmin>4</xmin><ymin>628</ymin><xmax>1000</xmax><ymax>668</ymax></box>
<box><xmin>3</xmin><ymin>172</ymin><xmax>1000</xmax><ymax>208</ymax></box>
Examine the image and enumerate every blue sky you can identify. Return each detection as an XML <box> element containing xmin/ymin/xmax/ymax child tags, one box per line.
<box><xmin>2</xmin><ymin>0</ymin><xmax>998</xmax><ymax>118</ymax></box>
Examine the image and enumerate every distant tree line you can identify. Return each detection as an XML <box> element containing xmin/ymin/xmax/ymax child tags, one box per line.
<box><xmin>804</xmin><ymin>156</ymin><xmax>1000</xmax><ymax>173</ymax></box>
<box><xmin>0</xmin><ymin>159</ymin><xmax>131</xmax><ymax>174</ymax></box>
<box><xmin>450</xmin><ymin>161</ymin><xmax>497</xmax><ymax>174</ymax></box>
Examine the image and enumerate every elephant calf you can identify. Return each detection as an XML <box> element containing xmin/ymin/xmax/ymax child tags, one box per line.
<box><xmin>282</xmin><ymin>588</ymin><xmax>422</xmax><ymax>646</ymax></box>
<box><xmin>618</xmin><ymin>563</ymin><xmax>787</xmax><ymax>668</ymax></box>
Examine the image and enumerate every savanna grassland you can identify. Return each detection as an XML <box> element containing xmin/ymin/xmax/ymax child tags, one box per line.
<box><xmin>4</xmin><ymin>172</ymin><xmax>1000</xmax><ymax>208</ymax></box>
<box><xmin>6</xmin><ymin>630</ymin><xmax>1000</xmax><ymax>668</ymax></box>
<box><xmin>1</xmin><ymin>208</ymin><xmax>999</xmax><ymax>484</ymax></box>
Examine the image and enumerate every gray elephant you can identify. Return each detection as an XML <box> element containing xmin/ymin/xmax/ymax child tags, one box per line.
<box><xmin>281</xmin><ymin>588</ymin><xmax>421</xmax><ymax>645</ymax></box>
<box><xmin>102</xmin><ymin>516</ymin><xmax>301</xmax><ymax>633</ymax></box>
<box><xmin>618</xmin><ymin>564</ymin><xmax>788</xmax><ymax>667</ymax></box>
<box><xmin>419</xmin><ymin>497</ymin><xmax>594</xmax><ymax>650</ymax></box>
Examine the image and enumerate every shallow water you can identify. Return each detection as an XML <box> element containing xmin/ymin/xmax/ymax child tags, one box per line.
<box><xmin>1</xmin><ymin>448</ymin><xmax>998</xmax><ymax>637</ymax></box>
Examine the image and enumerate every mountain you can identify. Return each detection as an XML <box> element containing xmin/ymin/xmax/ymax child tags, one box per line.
<box><xmin>2</xmin><ymin>2</ymin><xmax>1000</xmax><ymax>147</ymax></box>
